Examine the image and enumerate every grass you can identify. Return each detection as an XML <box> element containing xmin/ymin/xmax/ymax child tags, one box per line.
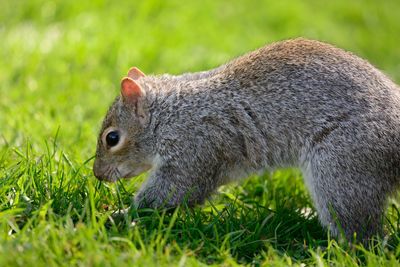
<box><xmin>1</xmin><ymin>0</ymin><xmax>400</xmax><ymax>265</ymax></box>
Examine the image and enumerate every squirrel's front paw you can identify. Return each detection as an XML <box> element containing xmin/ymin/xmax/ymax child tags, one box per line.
<box><xmin>134</xmin><ymin>185</ymin><xmax>196</xmax><ymax>209</ymax></box>
<box><xmin>134</xmin><ymin>188</ymin><xmax>173</xmax><ymax>209</ymax></box>
<box><xmin>134</xmin><ymin>176</ymin><xmax>207</xmax><ymax>209</ymax></box>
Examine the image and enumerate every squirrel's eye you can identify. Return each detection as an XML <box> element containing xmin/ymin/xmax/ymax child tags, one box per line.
<box><xmin>106</xmin><ymin>131</ymin><xmax>120</xmax><ymax>147</ymax></box>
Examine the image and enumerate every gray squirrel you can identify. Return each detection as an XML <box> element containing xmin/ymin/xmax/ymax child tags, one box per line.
<box><xmin>93</xmin><ymin>38</ymin><xmax>400</xmax><ymax>241</ymax></box>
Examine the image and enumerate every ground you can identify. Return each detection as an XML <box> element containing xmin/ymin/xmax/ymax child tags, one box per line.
<box><xmin>1</xmin><ymin>0</ymin><xmax>400</xmax><ymax>266</ymax></box>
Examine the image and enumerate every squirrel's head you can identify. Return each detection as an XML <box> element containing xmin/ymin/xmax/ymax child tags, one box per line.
<box><xmin>93</xmin><ymin>67</ymin><xmax>153</xmax><ymax>182</ymax></box>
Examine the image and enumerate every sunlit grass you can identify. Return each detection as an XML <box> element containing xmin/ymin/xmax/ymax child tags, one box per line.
<box><xmin>1</xmin><ymin>0</ymin><xmax>400</xmax><ymax>265</ymax></box>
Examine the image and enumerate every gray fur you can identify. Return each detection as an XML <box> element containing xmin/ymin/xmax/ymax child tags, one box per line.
<box><xmin>93</xmin><ymin>38</ymin><xmax>400</xmax><ymax>240</ymax></box>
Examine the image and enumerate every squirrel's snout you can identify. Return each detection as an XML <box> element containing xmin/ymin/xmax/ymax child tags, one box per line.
<box><xmin>93</xmin><ymin>158</ymin><xmax>105</xmax><ymax>180</ymax></box>
<box><xmin>93</xmin><ymin>159</ymin><xmax>119</xmax><ymax>182</ymax></box>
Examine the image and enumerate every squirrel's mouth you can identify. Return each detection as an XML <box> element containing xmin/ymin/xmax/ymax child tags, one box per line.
<box><xmin>93</xmin><ymin>165</ymin><xmax>119</xmax><ymax>183</ymax></box>
<box><xmin>93</xmin><ymin>160</ymin><xmax>152</xmax><ymax>182</ymax></box>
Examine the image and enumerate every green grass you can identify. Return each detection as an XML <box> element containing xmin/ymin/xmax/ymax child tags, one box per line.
<box><xmin>1</xmin><ymin>0</ymin><xmax>400</xmax><ymax>265</ymax></box>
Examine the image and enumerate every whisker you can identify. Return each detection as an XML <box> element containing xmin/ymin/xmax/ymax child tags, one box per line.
<box><xmin>105</xmin><ymin>166</ymin><xmax>113</xmax><ymax>180</ymax></box>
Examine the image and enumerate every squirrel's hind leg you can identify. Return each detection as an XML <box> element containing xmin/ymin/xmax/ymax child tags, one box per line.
<box><xmin>302</xmin><ymin>153</ymin><xmax>387</xmax><ymax>242</ymax></box>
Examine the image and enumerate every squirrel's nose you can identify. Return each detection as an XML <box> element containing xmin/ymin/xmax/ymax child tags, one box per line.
<box><xmin>93</xmin><ymin>159</ymin><xmax>104</xmax><ymax>179</ymax></box>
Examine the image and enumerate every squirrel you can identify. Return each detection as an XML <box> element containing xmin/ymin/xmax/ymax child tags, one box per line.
<box><xmin>93</xmin><ymin>38</ymin><xmax>400</xmax><ymax>241</ymax></box>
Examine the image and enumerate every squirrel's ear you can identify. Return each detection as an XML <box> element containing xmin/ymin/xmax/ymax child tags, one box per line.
<box><xmin>120</xmin><ymin>77</ymin><xmax>148</xmax><ymax>123</ymax></box>
<box><xmin>120</xmin><ymin>77</ymin><xmax>145</xmax><ymax>102</ymax></box>
<box><xmin>127</xmin><ymin>67</ymin><xmax>145</xmax><ymax>80</ymax></box>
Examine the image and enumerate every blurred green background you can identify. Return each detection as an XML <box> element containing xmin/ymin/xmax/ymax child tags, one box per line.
<box><xmin>1</xmin><ymin>0</ymin><xmax>399</xmax><ymax>159</ymax></box>
<box><xmin>1</xmin><ymin>0</ymin><xmax>400</xmax><ymax>265</ymax></box>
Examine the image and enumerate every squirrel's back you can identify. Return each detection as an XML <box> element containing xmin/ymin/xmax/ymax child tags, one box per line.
<box><xmin>140</xmin><ymin>38</ymin><xmax>400</xmax><ymax>165</ymax></box>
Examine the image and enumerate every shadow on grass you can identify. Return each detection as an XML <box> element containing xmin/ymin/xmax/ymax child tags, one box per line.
<box><xmin>106</xmin><ymin>197</ymin><xmax>327</xmax><ymax>265</ymax></box>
